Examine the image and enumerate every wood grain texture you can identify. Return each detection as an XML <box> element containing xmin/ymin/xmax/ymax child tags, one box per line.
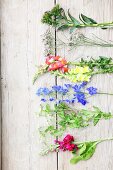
<box><xmin>1</xmin><ymin>0</ymin><xmax>113</xmax><ymax>170</ymax></box>
<box><xmin>1</xmin><ymin>0</ymin><xmax>57</xmax><ymax>170</ymax></box>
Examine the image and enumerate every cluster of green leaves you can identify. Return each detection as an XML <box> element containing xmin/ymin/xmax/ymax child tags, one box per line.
<box><xmin>42</xmin><ymin>4</ymin><xmax>113</xmax><ymax>31</ymax></box>
<box><xmin>70</xmin><ymin>137</ymin><xmax>113</xmax><ymax>164</ymax></box>
<box><xmin>77</xmin><ymin>56</ymin><xmax>113</xmax><ymax>74</ymax></box>
<box><xmin>38</xmin><ymin>103</ymin><xmax>113</xmax><ymax>138</ymax></box>
<box><xmin>71</xmin><ymin>140</ymin><xmax>99</xmax><ymax>164</ymax></box>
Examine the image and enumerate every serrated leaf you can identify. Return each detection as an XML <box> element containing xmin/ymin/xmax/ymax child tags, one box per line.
<box><xmin>68</xmin><ymin>9</ymin><xmax>81</xmax><ymax>26</ymax></box>
<box><xmin>80</xmin><ymin>13</ymin><xmax>97</xmax><ymax>25</ymax></box>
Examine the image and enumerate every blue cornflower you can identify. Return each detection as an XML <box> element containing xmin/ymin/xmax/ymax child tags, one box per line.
<box><xmin>87</xmin><ymin>87</ymin><xmax>97</xmax><ymax>95</ymax></box>
<box><xmin>76</xmin><ymin>93</ymin><xmax>87</xmax><ymax>105</ymax></box>
<box><xmin>36</xmin><ymin>88</ymin><xmax>43</xmax><ymax>96</ymax></box>
<box><xmin>80</xmin><ymin>82</ymin><xmax>87</xmax><ymax>88</ymax></box>
<box><xmin>49</xmin><ymin>98</ymin><xmax>55</xmax><ymax>101</ymax></box>
<box><xmin>52</xmin><ymin>85</ymin><xmax>62</xmax><ymax>91</ymax></box>
<box><xmin>72</xmin><ymin>84</ymin><xmax>82</xmax><ymax>92</ymax></box>
<box><xmin>79</xmin><ymin>99</ymin><xmax>87</xmax><ymax>105</ymax></box>
<box><xmin>58</xmin><ymin>100</ymin><xmax>62</xmax><ymax>104</ymax></box>
<box><xmin>41</xmin><ymin>98</ymin><xmax>46</xmax><ymax>102</ymax></box>
<box><xmin>71</xmin><ymin>99</ymin><xmax>76</xmax><ymax>103</ymax></box>
<box><xmin>64</xmin><ymin>99</ymin><xmax>71</xmax><ymax>103</ymax></box>
<box><xmin>64</xmin><ymin>84</ymin><xmax>72</xmax><ymax>89</ymax></box>
<box><xmin>61</xmin><ymin>88</ymin><xmax>69</xmax><ymax>95</ymax></box>
<box><xmin>52</xmin><ymin>85</ymin><xmax>68</xmax><ymax>95</ymax></box>
<box><xmin>36</xmin><ymin>87</ymin><xmax>51</xmax><ymax>96</ymax></box>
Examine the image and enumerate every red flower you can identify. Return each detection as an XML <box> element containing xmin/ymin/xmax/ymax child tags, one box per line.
<box><xmin>54</xmin><ymin>134</ymin><xmax>78</xmax><ymax>152</ymax></box>
<box><xmin>60</xmin><ymin>66</ymin><xmax>69</xmax><ymax>73</ymax></box>
<box><xmin>45</xmin><ymin>55</ymin><xmax>68</xmax><ymax>73</ymax></box>
<box><xmin>46</xmin><ymin>56</ymin><xmax>54</xmax><ymax>65</ymax></box>
<box><xmin>63</xmin><ymin>134</ymin><xmax>74</xmax><ymax>144</ymax></box>
<box><xmin>65</xmin><ymin>143</ymin><xmax>76</xmax><ymax>151</ymax></box>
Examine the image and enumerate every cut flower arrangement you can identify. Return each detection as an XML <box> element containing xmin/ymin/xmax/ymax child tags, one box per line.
<box><xmin>33</xmin><ymin>55</ymin><xmax>113</xmax><ymax>84</ymax></box>
<box><xmin>40</xmin><ymin>134</ymin><xmax>113</xmax><ymax>165</ymax></box>
<box><xmin>34</xmin><ymin>4</ymin><xmax>113</xmax><ymax>166</ymax></box>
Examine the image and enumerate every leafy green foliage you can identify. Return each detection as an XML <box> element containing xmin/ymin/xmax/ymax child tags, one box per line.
<box><xmin>79</xmin><ymin>14</ymin><xmax>97</xmax><ymax>25</ymax></box>
<box><xmin>38</xmin><ymin>103</ymin><xmax>113</xmax><ymax>138</ymax></box>
<box><xmin>70</xmin><ymin>141</ymin><xmax>99</xmax><ymax>164</ymax></box>
<box><xmin>42</xmin><ymin>4</ymin><xmax>113</xmax><ymax>30</ymax></box>
<box><xmin>78</xmin><ymin>56</ymin><xmax>113</xmax><ymax>74</ymax></box>
<box><xmin>79</xmin><ymin>56</ymin><xmax>113</xmax><ymax>69</ymax></box>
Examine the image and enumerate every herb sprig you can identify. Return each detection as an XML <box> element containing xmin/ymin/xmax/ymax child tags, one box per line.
<box><xmin>42</xmin><ymin>30</ymin><xmax>113</xmax><ymax>55</ymax></box>
<box><xmin>42</xmin><ymin>4</ymin><xmax>113</xmax><ymax>31</ymax></box>
<box><xmin>38</xmin><ymin>103</ymin><xmax>113</xmax><ymax>138</ymax></box>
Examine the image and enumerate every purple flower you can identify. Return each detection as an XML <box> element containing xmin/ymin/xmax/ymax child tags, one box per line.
<box><xmin>36</xmin><ymin>87</ymin><xmax>51</xmax><ymax>96</ymax></box>
<box><xmin>52</xmin><ymin>85</ymin><xmax>68</xmax><ymax>95</ymax></box>
<box><xmin>52</xmin><ymin>85</ymin><xmax>62</xmax><ymax>91</ymax></box>
<box><xmin>72</xmin><ymin>84</ymin><xmax>81</xmax><ymax>92</ymax></box>
<box><xmin>76</xmin><ymin>93</ymin><xmax>87</xmax><ymax>105</ymax></box>
<box><xmin>49</xmin><ymin>98</ymin><xmax>55</xmax><ymax>101</ymax></box>
<box><xmin>64</xmin><ymin>84</ymin><xmax>72</xmax><ymax>88</ymax></box>
<box><xmin>80</xmin><ymin>82</ymin><xmax>87</xmax><ymax>87</ymax></box>
<box><xmin>41</xmin><ymin>98</ymin><xmax>46</xmax><ymax>102</ymax></box>
<box><xmin>87</xmin><ymin>87</ymin><xmax>97</xmax><ymax>95</ymax></box>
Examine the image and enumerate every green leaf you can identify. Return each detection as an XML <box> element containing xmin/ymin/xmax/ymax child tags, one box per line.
<box><xmin>70</xmin><ymin>155</ymin><xmax>82</xmax><ymax>164</ymax></box>
<box><xmin>78</xmin><ymin>143</ymin><xmax>87</xmax><ymax>155</ymax></box>
<box><xmin>81</xmin><ymin>141</ymin><xmax>98</xmax><ymax>160</ymax></box>
<box><xmin>68</xmin><ymin>9</ymin><xmax>81</xmax><ymax>26</ymax></box>
<box><xmin>70</xmin><ymin>141</ymin><xmax>98</xmax><ymax>164</ymax></box>
<box><xmin>70</xmin><ymin>27</ymin><xmax>76</xmax><ymax>33</ymax></box>
<box><xmin>57</xmin><ymin>24</ymin><xmax>69</xmax><ymax>30</ymax></box>
<box><xmin>79</xmin><ymin>13</ymin><xmax>97</xmax><ymax>25</ymax></box>
<box><xmin>93</xmin><ymin>114</ymin><xmax>101</xmax><ymax>126</ymax></box>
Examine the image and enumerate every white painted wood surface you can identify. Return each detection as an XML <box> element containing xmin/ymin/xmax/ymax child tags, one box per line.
<box><xmin>1</xmin><ymin>0</ymin><xmax>113</xmax><ymax>170</ymax></box>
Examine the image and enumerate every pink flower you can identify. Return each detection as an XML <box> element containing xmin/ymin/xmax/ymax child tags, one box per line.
<box><xmin>45</xmin><ymin>55</ymin><xmax>69</xmax><ymax>73</ymax></box>
<box><xmin>65</xmin><ymin>143</ymin><xmax>76</xmax><ymax>151</ymax></box>
<box><xmin>63</xmin><ymin>134</ymin><xmax>74</xmax><ymax>144</ymax></box>
<box><xmin>54</xmin><ymin>134</ymin><xmax>78</xmax><ymax>152</ymax></box>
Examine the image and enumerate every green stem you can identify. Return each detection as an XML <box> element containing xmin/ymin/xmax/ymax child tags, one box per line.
<box><xmin>91</xmin><ymin>70</ymin><xmax>113</xmax><ymax>75</ymax></box>
<box><xmin>68</xmin><ymin>22</ymin><xmax>113</xmax><ymax>28</ymax></box>
<box><xmin>75</xmin><ymin>137</ymin><xmax>113</xmax><ymax>145</ymax></box>
<box><xmin>97</xmin><ymin>92</ymin><xmax>113</xmax><ymax>95</ymax></box>
<box><xmin>68</xmin><ymin>62</ymin><xmax>113</xmax><ymax>66</ymax></box>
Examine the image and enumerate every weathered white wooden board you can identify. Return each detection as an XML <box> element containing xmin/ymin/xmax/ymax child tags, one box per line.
<box><xmin>1</xmin><ymin>0</ymin><xmax>113</xmax><ymax>170</ymax></box>
<box><xmin>1</xmin><ymin>1</ymin><xmax>57</xmax><ymax>170</ymax></box>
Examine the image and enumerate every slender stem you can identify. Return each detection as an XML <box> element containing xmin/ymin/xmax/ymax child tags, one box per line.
<box><xmin>68</xmin><ymin>62</ymin><xmax>113</xmax><ymax>66</ymax></box>
<box><xmin>68</xmin><ymin>22</ymin><xmax>113</xmax><ymax>28</ymax></box>
<box><xmin>75</xmin><ymin>137</ymin><xmax>113</xmax><ymax>145</ymax></box>
<box><xmin>97</xmin><ymin>92</ymin><xmax>113</xmax><ymax>95</ymax></box>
